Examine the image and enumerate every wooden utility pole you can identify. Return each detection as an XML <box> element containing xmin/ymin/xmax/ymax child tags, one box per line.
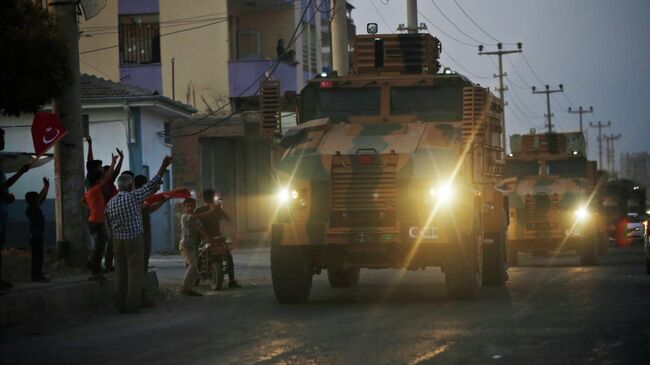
<box><xmin>589</xmin><ymin>121</ymin><xmax>611</xmax><ymax>170</ymax></box>
<box><xmin>568</xmin><ymin>105</ymin><xmax>593</xmax><ymax>134</ymax></box>
<box><xmin>478</xmin><ymin>42</ymin><xmax>522</xmax><ymax>155</ymax></box>
<box><xmin>48</xmin><ymin>0</ymin><xmax>87</xmax><ymax>266</ymax></box>
<box><xmin>532</xmin><ymin>84</ymin><xmax>564</xmax><ymax>134</ymax></box>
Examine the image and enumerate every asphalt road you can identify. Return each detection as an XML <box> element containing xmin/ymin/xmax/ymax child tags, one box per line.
<box><xmin>1</xmin><ymin>245</ymin><xmax>649</xmax><ymax>365</ymax></box>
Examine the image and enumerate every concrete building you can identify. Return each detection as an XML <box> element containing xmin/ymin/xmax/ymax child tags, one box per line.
<box><xmin>78</xmin><ymin>0</ymin><xmax>355</xmax><ymax>244</ymax></box>
<box><xmin>0</xmin><ymin>74</ymin><xmax>194</xmax><ymax>250</ymax></box>
<box><xmin>620</xmin><ymin>152</ymin><xmax>650</xmax><ymax>190</ymax></box>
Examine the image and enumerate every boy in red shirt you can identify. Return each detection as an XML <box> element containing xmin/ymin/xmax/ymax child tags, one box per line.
<box><xmin>81</xmin><ymin>153</ymin><xmax>117</xmax><ymax>281</ymax></box>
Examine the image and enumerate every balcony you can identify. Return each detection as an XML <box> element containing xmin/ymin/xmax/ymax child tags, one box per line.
<box><xmin>228</xmin><ymin>59</ymin><xmax>313</xmax><ymax>97</ymax></box>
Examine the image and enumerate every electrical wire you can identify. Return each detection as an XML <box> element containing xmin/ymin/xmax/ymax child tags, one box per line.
<box><xmin>418</xmin><ymin>10</ymin><xmax>477</xmax><ymax>47</ymax></box>
<box><xmin>171</xmin><ymin>0</ymin><xmax>316</xmax><ymax>138</ymax></box>
<box><xmin>506</xmin><ymin>56</ymin><xmax>533</xmax><ymax>89</ymax></box>
<box><xmin>443</xmin><ymin>51</ymin><xmax>493</xmax><ymax>80</ymax></box>
<box><xmin>80</xmin><ymin>17</ymin><xmax>229</xmax><ymax>55</ymax></box>
<box><xmin>429</xmin><ymin>0</ymin><xmax>492</xmax><ymax>46</ymax></box>
<box><xmin>370</xmin><ymin>0</ymin><xmax>393</xmax><ymax>33</ymax></box>
<box><xmin>507</xmin><ymin>82</ymin><xmax>543</xmax><ymax>118</ymax></box>
<box><xmin>521</xmin><ymin>53</ymin><xmax>545</xmax><ymax>84</ymax></box>
<box><xmin>452</xmin><ymin>0</ymin><xmax>500</xmax><ymax>43</ymax></box>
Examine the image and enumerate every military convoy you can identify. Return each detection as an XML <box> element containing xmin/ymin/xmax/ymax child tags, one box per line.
<box><xmin>500</xmin><ymin>132</ymin><xmax>607</xmax><ymax>265</ymax></box>
<box><xmin>270</xmin><ymin>33</ymin><xmax>509</xmax><ymax>303</ymax></box>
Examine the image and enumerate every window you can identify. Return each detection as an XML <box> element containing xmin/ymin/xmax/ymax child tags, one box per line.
<box><xmin>163</xmin><ymin>121</ymin><xmax>171</xmax><ymax>145</ymax></box>
<box><xmin>390</xmin><ymin>86</ymin><xmax>463</xmax><ymax>121</ymax></box>
<box><xmin>237</xmin><ymin>31</ymin><xmax>261</xmax><ymax>60</ymax></box>
<box><xmin>547</xmin><ymin>159</ymin><xmax>586</xmax><ymax>177</ymax></box>
<box><xmin>503</xmin><ymin>161</ymin><xmax>541</xmax><ymax>178</ymax></box>
<box><xmin>300</xmin><ymin>87</ymin><xmax>381</xmax><ymax>123</ymax></box>
<box><xmin>119</xmin><ymin>14</ymin><xmax>161</xmax><ymax>64</ymax></box>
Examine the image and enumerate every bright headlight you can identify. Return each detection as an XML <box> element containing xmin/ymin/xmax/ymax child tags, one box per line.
<box><xmin>574</xmin><ymin>207</ymin><xmax>589</xmax><ymax>221</ymax></box>
<box><xmin>277</xmin><ymin>188</ymin><xmax>300</xmax><ymax>205</ymax></box>
<box><xmin>277</xmin><ymin>188</ymin><xmax>290</xmax><ymax>204</ymax></box>
<box><xmin>429</xmin><ymin>182</ymin><xmax>455</xmax><ymax>204</ymax></box>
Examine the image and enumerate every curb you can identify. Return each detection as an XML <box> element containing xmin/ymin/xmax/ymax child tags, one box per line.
<box><xmin>0</xmin><ymin>271</ymin><xmax>159</xmax><ymax>327</ymax></box>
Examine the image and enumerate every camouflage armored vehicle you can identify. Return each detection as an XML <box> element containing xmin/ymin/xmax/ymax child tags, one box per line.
<box><xmin>271</xmin><ymin>33</ymin><xmax>509</xmax><ymax>303</ymax></box>
<box><xmin>501</xmin><ymin>132</ymin><xmax>607</xmax><ymax>265</ymax></box>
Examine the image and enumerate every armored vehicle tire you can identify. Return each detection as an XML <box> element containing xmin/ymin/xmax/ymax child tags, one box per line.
<box><xmin>271</xmin><ymin>245</ymin><xmax>313</xmax><ymax>303</ymax></box>
<box><xmin>579</xmin><ymin>234</ymin><xmax>598</xmax><ymax>266</ymax></box>
<box><xmin>446</xmin><ymin>229</ymin><xmax>482</xmax><ymax>300</ymax></box>
<box><xmin>327</xmin><ymin>268</ymin><xmax>360</xmax><ymax>288</ymax></box>
<box><xmin>210</xmin><ymin>260</ymin><xmax>224</xmax><ymax>291</ymax></box>
<box><xmin>507</xmin><ymin>244</ymin><xmax>519</xmax><ymax>267</ymax></box>
<box><xmin>597</xmin><ymin>231</ymin><xmax>608</xmax><ymax>255</ymax></box>
<box><xmin>482</xmin><ymin>233</ymin><xmax>507</xmax><ymax>286</ymax></box>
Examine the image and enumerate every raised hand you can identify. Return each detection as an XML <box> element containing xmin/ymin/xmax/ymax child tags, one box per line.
<box><xmin>116</xmin><ymin>148</ymin><xmax>124</xmax><ymax>158</ymax></box>
<box><xmin>111</xmin><ymin>153</ymin><xmax>118</xmax><ymax>164</ymax></box>
<box><xmin>43</xmin><ymin>177</ymin><xmax>49</xmax><ymax>186</ymax></box>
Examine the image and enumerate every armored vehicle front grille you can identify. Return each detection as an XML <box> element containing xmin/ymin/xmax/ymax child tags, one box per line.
<box><xmin>330</xmin><ymin>156</ymin><xmax>398</xmax><ymax>228</ymax></box>
<box><xmin>524</xmin><ymin>194</ymin><xmax>560</xmax><ymax>230</ymax></box>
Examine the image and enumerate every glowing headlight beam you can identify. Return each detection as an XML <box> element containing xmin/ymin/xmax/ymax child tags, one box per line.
<box><xmin>429</xmin><ymin>181</ymin><xmax>455</xmax><ymax>204</ymax></box>
<box><xmin>277</xmin><ymin>188</ymin><xmax>290</xmax><ymax>204</ymax></box>
<box><xmin>574</xmin><ymin>207</ymin><xmax>589</xmax><ymax>221</ymax></box>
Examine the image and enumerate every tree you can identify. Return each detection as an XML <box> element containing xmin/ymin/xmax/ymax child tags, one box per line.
<box><xmin>0</xmin><ymin>0</ymin><xmax>71</xmax><ymax>116</ymax></box>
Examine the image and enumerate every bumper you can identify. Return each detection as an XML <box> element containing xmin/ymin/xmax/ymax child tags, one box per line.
<box><xmin>272</xmin><ymin>222</ymin><xmax>465</xmax><ymax>246</ymax></box>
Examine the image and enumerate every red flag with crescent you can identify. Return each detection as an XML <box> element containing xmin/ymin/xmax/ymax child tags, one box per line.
<box><xmin>31</xmin><ymin>112</ymin><xmax>68</xmax><ymax>157</ymax></box>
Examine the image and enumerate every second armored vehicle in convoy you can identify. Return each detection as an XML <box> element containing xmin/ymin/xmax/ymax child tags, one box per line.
<box><xmin>501</xmin><ymin>132</ymin><xmax>607</xmax><ymax>265</ymax></box>
<box><xmin>270</xmin><ymin>32</ymin><xmax>509</xmax><ymax>303</ymax></box>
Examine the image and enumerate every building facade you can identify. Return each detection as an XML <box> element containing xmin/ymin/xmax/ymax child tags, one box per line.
<box><xmin>0</xmin><ymin>75</ymin><xmax>194</xmax><ymax>250</ymax></box>
<box><xmin>78</xmin><ymin>0</ymin><xmax>354</xmax><ymax>244</ymax></box>
<box><xmin>620</xmin><ymin>152</ymin><xmax>650</xmax><ymax>190</ymax></box>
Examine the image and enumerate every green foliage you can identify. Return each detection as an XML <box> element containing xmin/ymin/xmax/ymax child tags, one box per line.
<box><xmin>0</xmin><ymin>0</ymin><xmax>71</xmax><ymax>116</ymax></box>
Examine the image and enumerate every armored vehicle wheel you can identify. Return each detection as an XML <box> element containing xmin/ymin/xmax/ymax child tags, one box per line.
<box><xmin>597</xmin><ymin>231</ymin><xmax>608</xmax><ymax>255</ymax></box>
<box><xmin>507</xmin><ymin>243</ymin><xmax>519</xmax><ymax>267</ymax></box>
<box><xmin>579</xmin><ymin>234</ymin><xmax>598</xmax><ymax>266</ymax></box>
<box><xmin>327</xmin><ymin>267</ymin><xmax>360</xmax><ymax>288</ymax></box>
<box><xmin>271</xmin><ymin>245</ymin><xmax>312</xmax><ymax>303</ymax></box>
<box><xmin>446</xmin><ymin>229</ymin><xmax>482</xmax><ymax>300</ymax></box>
<box><xmin>210</xmin><ymin>260</ymin><xmax>224</xmax><ymax>291</ymax></box>
<box><xmin>482</xmin><ymin>233</ymin><xmax>507</xmax><ymax>286</ymax></box>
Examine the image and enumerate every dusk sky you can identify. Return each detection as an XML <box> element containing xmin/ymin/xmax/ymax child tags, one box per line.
<box><xmin>350</xmin><ymin>0</ymin><xmax>650</xmax><ymax>166</ymax></box>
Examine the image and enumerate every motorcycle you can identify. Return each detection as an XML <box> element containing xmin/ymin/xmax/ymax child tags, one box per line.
<box><xmin>196</xmin><ymin>236</ymin><xmax>231</xmax><ymax>290</ymax></box>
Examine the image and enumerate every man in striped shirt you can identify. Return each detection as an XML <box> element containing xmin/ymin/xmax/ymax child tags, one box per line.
<box><xmin>105</xmin><ymin>156</ymin><xmax>172</xmax><ymax>313</ymax></box>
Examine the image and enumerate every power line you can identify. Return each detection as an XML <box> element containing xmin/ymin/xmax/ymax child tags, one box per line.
<box><xmin>418</xmin><ymin>10</ymin><xmax>477</xmax><ymax>47</ymax></box>
<box><xmin>506</xmin><ymin>56</ymin><xmax>533</xmax><ymax>88</ymax></box>
<box><xmin>370</xmin><ymin>0</ymin><xmax>393</xmax><ymax>33</ymax></box>
<box><xmin>443</xmin><ymin>51</ymin><xmax>493</xmax><ymax>79</ymax></box>
<box><xmin>80</xmin><ymin>17</ymin><xmax>229</xmax><ymax>55</ymax></box>
<box><xmin>507</xmin><ymin>82</ymin><xmax>542</xmax><ymax>118</ymax></box>
<box><xmin>171</xmin><ymin>0</ymin><xmax>316</xmax><ymax>138</ymax></box>
<box><xmin>452</xmin><ymin>0</ymin><xmax>501</xmax><ymax>43</ymax></box>
<box><xmin>429</xmin><ymin>0</ymin><xmax>491</xmax><ymax>45</ymax></box>
<box><xmin>522</xmin><ymin>53</ymin><xmax>545</xmax><ymax>84</ymax></box>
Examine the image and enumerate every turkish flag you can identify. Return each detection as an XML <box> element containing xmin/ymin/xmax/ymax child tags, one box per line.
<box><xmin>31</xmin><ymin>112</ymin><xmax>68</xmax><ymax>157</ymax></box>
<box><xmin>144</xmin><ymin>189</ymin><xmax>192</xmax><ymax>206</ymax></box>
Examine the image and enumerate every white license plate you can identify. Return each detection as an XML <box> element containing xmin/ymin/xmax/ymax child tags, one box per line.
<box><xmin>409</xmin><ymin>226</ymin><xmax>439</xmax><ymax>239</ymax></box>
<box><xmin>565</xmin><ymin>228</ymin><xmax>581</xmax><ymax>236</ymax></box>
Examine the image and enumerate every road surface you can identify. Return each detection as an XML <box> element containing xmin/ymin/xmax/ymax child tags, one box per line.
<box><xmin>1</xmin><ymin>246</ymin><xmax>649</xmax><ymax>364</ymax></box>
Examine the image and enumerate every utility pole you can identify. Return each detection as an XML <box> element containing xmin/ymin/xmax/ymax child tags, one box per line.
<box><xmin>589</xmin><ymin>121</ymin><xmax>611</xmax><ymax>170</ymax></box>
<box><xmin>478</xmin><ymin>42</ymin><xmax>522</xmax><ymax>155</ymax></box>
<box><xmin>568</xmin><ymin>105</ymin><xmax>593</xmax><ymax>134</ymax></box>
<box><xmin>397</xmin><ymin>0</ymin><xmax>427</xmax><ymax>33</ymax></box>
<box><xmin>331</xmin><ymin>0</ymin><xmax>349</xmax><ymax>76</ymax></box>
<box><xmin>604</xmin><ymin>134</ymin><xmax>622</xmax><ymax>173</ymax></box>
<box><xmin>532</xmin><ymin>84</ymin><xmax>564</xmax><ymax>134</ymax></box>
<box><xmin>48</xmin><ymin>0</ymin><xmax>87</xmax><ymax>266</ymax></box>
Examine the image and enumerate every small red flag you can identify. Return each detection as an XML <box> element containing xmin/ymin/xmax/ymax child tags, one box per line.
<box><xmin>31</xmin><ymin>112</ymin><xmax>68</xmax><ymax>157</ymax></box>
<box><xmin>144</xmin><ymin>189</ymin><xmax>192</xmax><ymax>206</ymax></box>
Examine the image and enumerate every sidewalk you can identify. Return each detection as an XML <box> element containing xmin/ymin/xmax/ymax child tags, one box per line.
<box><xmin>0</xmin><ymin>250</ymin><xmax>159</xmax><ymax>327</ymax></box>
